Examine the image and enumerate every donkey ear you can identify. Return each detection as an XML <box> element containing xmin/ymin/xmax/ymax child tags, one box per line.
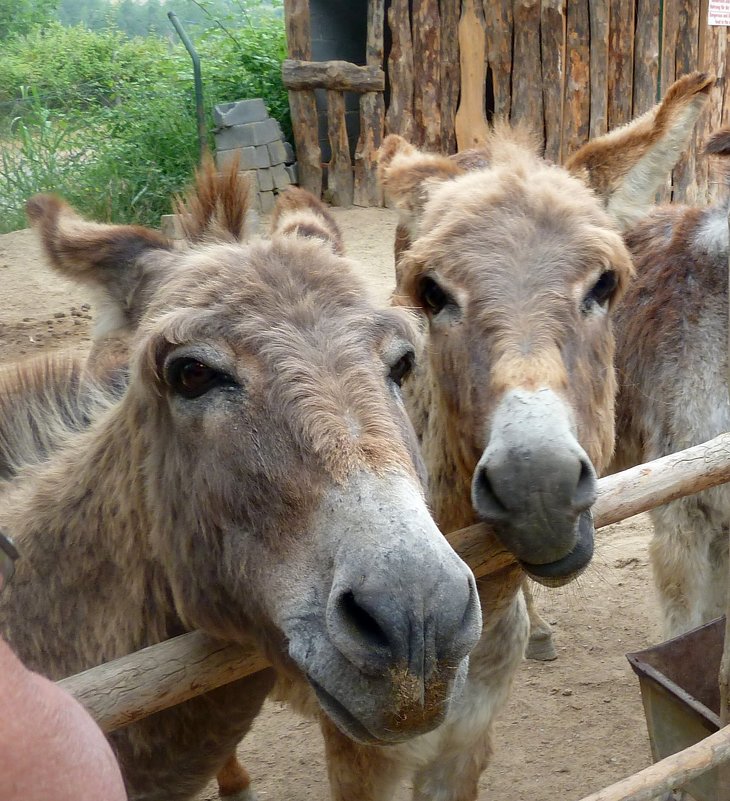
<box><xmin>270</xmin><ymin>186</ymin><xmax>345</xmax><ymax>255</ymax></box>
<box><xmin>704</xmin><ymin>127</ymin><xmax>730</xmax><ymax>156</ymax></box>
<box><xmin>26</xmin><ymin>194</ymin><xmax>173</xmax><ymax>335</ymax></box>
<box><xmin>378</xmin><ymin>134</ymin><xmax>464</xmax><ymax>224</ymax></box>
<box><xmin>173</xmin><ymin>151</ymin><xmax>257</xmax><ymax>244</ymax></box>
<box><xmin>26</xmin><ymin>194</ymin><xmax>172</xmax><ymax>284</ymax></box>
<box><xmin>565</xmin><ymin>71</ymin><xmax>714</xmax><ymax>230</ymax></box>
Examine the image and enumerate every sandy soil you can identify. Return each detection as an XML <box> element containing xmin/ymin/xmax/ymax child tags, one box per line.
<box><xmin>0</xmin><ymin>207</ymin><xmax>662</xmax><ymax>801</ymax></box>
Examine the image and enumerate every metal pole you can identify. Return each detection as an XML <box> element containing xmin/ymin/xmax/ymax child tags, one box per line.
<box><xmin>168</xmin><ymin>11</ymin><xmax>206</xmax><ymax>162</ymax></box>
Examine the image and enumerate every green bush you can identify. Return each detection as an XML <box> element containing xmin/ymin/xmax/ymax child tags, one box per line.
<box><xmin>0</xmin><ymin>23</ymin><xmax>178</xmax><ymax>110</ymax></box>
<box><xmin>0</xmin><ymin>12</ymin><xmax>290</xmax><ymax>233</ymax></box>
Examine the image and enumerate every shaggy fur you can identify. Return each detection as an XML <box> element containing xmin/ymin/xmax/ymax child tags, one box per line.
<box><xmin>610</xmin><ymin>126</ymin><xmax>730</xmax><ymax>637</ymax></box>
<box><xmin>305</xmin><ymin>73</ymin><xmax>714</xmax><ymax>801</ymax></box>
<box><xmin>0</xmin><ymin>164</ymin><xmax>482</xmax><ymax>800</ymax></box>
<box><xmin>0</xmin><ymin>353</ymin><xmax>123</xmax><ymax>481</ymax></box>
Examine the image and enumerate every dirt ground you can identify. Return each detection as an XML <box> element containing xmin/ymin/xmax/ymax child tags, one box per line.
<box><xmin>0</xmin><ymin>207</ymin><xmax>661</xmax><ymax>801</ymax></box>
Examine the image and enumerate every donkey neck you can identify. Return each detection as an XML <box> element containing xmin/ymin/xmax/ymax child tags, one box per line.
<box><xmin>404</xmin><ymin>364</ymin><xmax>476</xmax><ymax>533</ymax></box>
<box><xmin>0</xmin><ymin>403</ymin><xmax>177</xmax><ymax>679</ymax></box>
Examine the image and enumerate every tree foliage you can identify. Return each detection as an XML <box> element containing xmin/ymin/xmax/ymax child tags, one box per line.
<box><xmin>0</xmin><ymin>0</ymin><xmax>58</xmax><ymax>41</ymax></box>
<box><xmin>0</xmin><ymin>5</ymin><xmax>289</xmax><ymax>232</ymax></box>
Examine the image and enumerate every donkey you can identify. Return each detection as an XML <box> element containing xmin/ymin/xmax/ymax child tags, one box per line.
<box><xmin>0</xmin><ymin>170</ymin><xmax>482</xmax><ymax>801</ymax></box>
<box><xmin>610</xmin><ymin>127</ymin><xmax>730</xmax><ymax>640</ymax></box>
<box><xmin>296</xmin><ymin>72</ymin><xmax>713</xmax><ymax>801</ymax></box>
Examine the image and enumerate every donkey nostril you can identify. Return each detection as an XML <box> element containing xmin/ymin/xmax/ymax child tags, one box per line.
<box><xmin>473</xmin><ymin>466</ymin><xmax>511</xmax><ymax>522</ymax></box>
<box><xmin>572</xmin><ymin>458</ymin><xmax>598</xmax><ymax>511</ymax></box>
<box><xmin>339</xmin><ymin>590</ymin><xmax>390</xmax><ymax>650</ymax></box>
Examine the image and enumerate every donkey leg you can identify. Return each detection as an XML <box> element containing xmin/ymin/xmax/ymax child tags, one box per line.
<box><xmin>650</xmin><ymin>501</ymin><xmax>713</xmax><ymax>639</ymax></box>
<box><xmin>523</xmin><ymin>580</ymin><xmax>557</xmax><ymax>661</ymax></box>
<box><xmin>705</xmin><ymin>527</ymin><xmax>729</xmax><ymax>622</ymax></box>
<box><xmin>217</xmin><ymin>752</ymin><xmax>256</xmax><ymax>801</ymax></box>
<box><xmin>320</xmin><ymin>715</ymin><xmax>407</xmax><ymax>801</ymax></box>
<box><xmin>411</xmin><ymin>730</ymin><xmax>492</xmax><ymax>801</ymax></box>
<box><xmin>411</xmin><ymin>587</ymin><xmax>528</xmax><ymax>801</ymax></box>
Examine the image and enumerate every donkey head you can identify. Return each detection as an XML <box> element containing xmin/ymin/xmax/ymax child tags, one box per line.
<box><xmin>26</xmin><ymin>173</ymin><xmax>481</xmax><ymax>746</ymax></box>
<box><xmin>378</xmin><ymin>71</ymin><xmax>712</xmax><ymax>584</ymax></box>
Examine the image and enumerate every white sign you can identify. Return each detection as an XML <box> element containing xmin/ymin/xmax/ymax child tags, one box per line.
<box><xmin>709</xmin><ymin>0</ymin><xmax>730</xmax><ymax>26</ymax></box>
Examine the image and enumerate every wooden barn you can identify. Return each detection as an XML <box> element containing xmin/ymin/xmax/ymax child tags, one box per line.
<box><xmin>283</xmin><ymin>0</ymin><xmax>730</xmax><ymax>206</ymax></box>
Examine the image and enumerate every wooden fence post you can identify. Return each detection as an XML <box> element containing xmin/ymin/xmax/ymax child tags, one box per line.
<box><xmin>354</xmin><ymin>0</ymin><xmax>386</xmax><ymax>207</ymax></box>
<box><xmin>283</xmin><ymin>0</ymin><xmax>322</xmax><ymax>199</ymax></box>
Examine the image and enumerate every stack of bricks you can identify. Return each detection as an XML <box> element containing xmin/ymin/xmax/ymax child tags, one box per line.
<box><xmin>213</xmin><ymin>98</ymin><xmax>297</xmax><ymax>213</ymax></box>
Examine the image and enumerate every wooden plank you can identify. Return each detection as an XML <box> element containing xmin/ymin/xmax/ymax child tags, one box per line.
<box><xmin>59</xmin><ymin>432</ymin><xmax>730</xmax><ymax>737</ymax></box>
<box><xmin>511</xmin><ymin>0</ymin><xmax>544</xmax><ymax>129</ymax></box>
<box><xmin>696</xmin><ymin>0</ymin><xmax>726</xmax><ymax>202</ymax></box>
<box><xmin>289</xmin><ymin>91</ymin><xmax>322</xmax><ymax>198</ymax></box>
<box><xmin>672</xmin><ymin>0</ymin><xmax>702</xmax><ymax>202</ymax></box>
<box><xmin>283</xmin><ymin>0</ymin><xmax>310</xmax><ymax>60</ymax></box>
<box><xmin>456</xmin><ymin>0</ymin><xmax>490</xmax><ymax>149</ymax></box>
<box><xmin>608</xmin><ymin>0</ymin><xmax>635</xmax><ymax>128</ymax></box>
<box><xmin>440</xmin><ymin>0</ymin><xmax>461</xmax><ymax>153</ymax></box>
<box><xmin>632</xmin><ymin>0</ymin><xmax>660</xmax><ymax>116</ymax></box>
<box><xmin>354</xmin><ymin>0</ymin><xmax>385</xmax><ymax>207</ymax></box>
<box><xmin>354</xmin><ymin>92</ymin><xmax>385</xmax><ymax>206</ymax></box>
<box><xmin>484</xmin><ymin>0</ymin><xmax>514</xmax><ymax>120</ymax></box>
<box><xmin>366</xmin><ymin>0</ymin><xmax>385</xmax><ymax>66</ymax></box>
<box><xmin>589</xmin><ymin>0</ymin><xmax>610</xmax><ymax>139</ymax></box>
<box><xmin>385</xmin><ymin>0</ymin><xmax>415</xmax><ymax>140</ymax></box>
<box><xmin>326</xmin><ymin>90</ymin><xmax>354</xmax><ymax>207</ymax></box>
<box><xmin>563</xmin><ymin>0</ymin><xmax>591</xmax><ymax>160</ymax></box>
<box><xmin>724</xmin><ymin>36</ymin><xmax>730</xmax><ymax>131</ymax></box>
<box><xmin>412</xmin><ymin>0</ymin><xmax>442</xmax><ymax>150</ymax></box>
<box><xmin>724</xmin><ymin>203</ymin><xmax>730</xmax><ymax>734</ymax></box>
<box><xmin>541</xmin><ymin>0</ymin><xmax>566</xmax><ymax>163</ymax></box>
<box><xmin>283</xmin><ymin>0</ymin><xmax>322</xmax><ymax>198</ymax></box>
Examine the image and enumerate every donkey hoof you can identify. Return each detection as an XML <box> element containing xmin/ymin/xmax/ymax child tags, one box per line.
<box><xmin>526</xmin><ymin>632</ymin><xmax>557</xmax><ymax>661</ymax></box>
<box><xmin>220</xmin><ymin>790</ymin><xmax>258</xmax><ymax>801</ymax></box>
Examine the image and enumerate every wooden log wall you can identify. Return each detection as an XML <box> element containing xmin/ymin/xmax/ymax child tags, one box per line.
<box><xmin>284</xmin><ymin>0</ymin><xmax>730</xmax><ymax>207</ymax></box>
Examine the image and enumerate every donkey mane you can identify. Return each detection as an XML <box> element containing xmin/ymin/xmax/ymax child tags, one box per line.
<box><xmin>0</xmin><ymin>353</ymin><xmax>122</xmax><ymax>481</ymax></box>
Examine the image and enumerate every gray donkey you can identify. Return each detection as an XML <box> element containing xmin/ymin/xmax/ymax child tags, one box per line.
<box><xmin>0</xmin><ymin>164</ymin><xmax>481</xmax><ymax>801</ymax></box>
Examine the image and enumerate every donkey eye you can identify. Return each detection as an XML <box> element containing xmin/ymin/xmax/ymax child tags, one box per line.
<box><xmin>419</xmin><ymin>276</ymin><xmax>451</xmax><ymax>316</ymax></box>
<box><xmin>388</xmin><ymin>350</ymin><xmax>415</xmax><ymax>388</ymax></box>
<box><xmin>166</xmin><ymin>358</ymin><xmax>234</xmax><ymax>399</ymax></box>
<box><xmin>583</xmin><ymin>270</ymin><xmax>617</xmax><ymax>312</ymax></box>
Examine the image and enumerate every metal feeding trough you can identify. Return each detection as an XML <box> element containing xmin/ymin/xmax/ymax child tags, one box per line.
<box><xmin>627</xmin><ymin>617</ymin><xmax>729</xmax><ymax>800</ymax></box>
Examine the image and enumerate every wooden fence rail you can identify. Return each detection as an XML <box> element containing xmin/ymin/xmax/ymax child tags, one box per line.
<box><xmin>58</xmin><ymin>432</ymin><xmax>730</xmax><ymax>735</ymax></box>
<box><xmin>576</xmin><ymin>722</ymin><xmax>730</xmax><ymax>801</ymax></box>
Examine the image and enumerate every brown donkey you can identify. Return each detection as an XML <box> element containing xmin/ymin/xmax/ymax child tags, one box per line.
<box><xmin>298</xmin><ymin>72</ymin><xmax>713</xmax><ymax>801</ymax></box>
<box><xmin>0</xmin><ymin>171</ymin><xmax>482</xmax><ymax>800</ymax></box>
<box><xmin>610</xmin><ymin>127</ymin><xmax>730</xmax><ymax>640</ymax></box>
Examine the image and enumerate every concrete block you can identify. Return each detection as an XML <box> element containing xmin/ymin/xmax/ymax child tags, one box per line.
<box><xmin>255</xmin><ymin>145</ymin><xmax>271</xmax><ymax>169</ymax></box>
<box><xmin>160</xmin><ymin>214</ymin><xmax>184</xmax><ymax>240</ymax></box>
<box><xmin>213</xmin><ymin>118</ymin><xmax>282</xmax><ymax>150</ymax></box>
<box><xmin>239</xmin><ymin>169</ymin><xmax>258</xmax><ymax>192</ymax></box>
<box><xmin>215</xmin><ymin>146</ymin><xmax>259</xmax><ymax>172</ymax></box>
<box><xmin>257</xmin><ymin>168</ymin><xmax>274</xmax><ymax>192</ymax></box>
<box><xmin>271</xmin><ymin>162</ymin><xmax>291</xmax><ymax>190</ymax></box>
<box><xmin>285</xmin><ymin>163</ymin><xmax>298</xmax><ymax>185</ymax></box>
<box><xmin>213</xmin><ymin>98</ymin><xmax>268</xmax><ymax>127</ymax></box>
<box><xmin>259</xmin><ymin>190</ymin><xmax>276</xmax><ymax>214</ymax></box>
<box><xmin>267</xmin><ymin>140</ymin><xmax>288</xmax><ymax>166</ymax></box>
<box><xmin>283</xmin><ymin>141</ymin><xmax>296</xmax><ymax>164</ymax></box>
